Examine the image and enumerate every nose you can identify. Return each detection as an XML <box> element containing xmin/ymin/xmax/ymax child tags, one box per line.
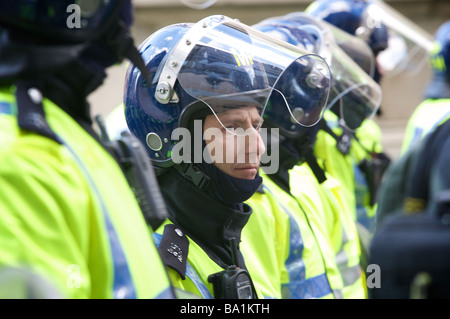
<box><xmin>243</xmin><ymin>127</ymin><xmax>266</xmax><ymax>164</ymax></box>
<box><xmin>255</xmin><ymin>130</ymin><xmax>266</xmax><ymax>157</ymax></box>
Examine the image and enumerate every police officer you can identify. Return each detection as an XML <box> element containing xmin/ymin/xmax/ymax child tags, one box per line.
<box><xmin>306</xmin><ymin>0</ymin><xmax>435</xmax><ymax>168</ymax></box>
<box><xmin>369</xmin><ymin>117</ymin><xmax>450</xmax><ymax>298</ymax></box>
<box><xmin>306</xmin><ymin>0</ymin><xmax>389</xmax><ymax>82</ymax></box>
<box><xmin>0</xmin><ymin>0</ymin><xmax>174</xmax><ymax>298</ymax></box>
<box><xmin>306</xmin><ymin>0</ymin><xmax>435</xmax><ymax>78</ymax></box>
<box><xmin>305</xmin><ymin>1</ymin><xmax>396</xmax><ymax>234</ymax></box>
<box><xmin>253</xmin><ymin>14</ymin><xmax>379</xmax><ymax>299</ymax></box>
<box><xmin>245</xmin><ymin>21</ymin><xmax>344</xmax><ymax>299</ymax></box>
<box><xmin>377</xmin><ymin>21</ymin><xmax>450</xmax><ymax>224</ymax></box>
<box><xmin>401</xmin><ymin>21</ymin><xmax>450</xmax><ymax>154</ymax></box>
<box><xmin>123</xmin><ymin>15</ymin><xmax>333</xmax><ymax>299</ymax></box>
<box><xmin>275</xmin><ymin>12</ymin><xmax>386</xmax><ymax>233</ymax></box>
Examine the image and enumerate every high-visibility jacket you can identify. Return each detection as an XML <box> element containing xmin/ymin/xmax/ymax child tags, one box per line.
<box><xmin>401</xmin><ymin>98</ymin><xmax>450</xmax><ymax>154</ymax></box>
<box><xmin>246</xmin><ymin>171</ymin><xmax>344</xmax><ymax>299</ymax></box>
<box><xmin>0</xmin><ymin>87</ymin><xmax>173</xmax><ymax>299</ymax></box>
<box><xmin>154</xmin><ymin>219</ymin><xmax>280</xmax><ymax>299</ymax></box>
<box><xmin>315</xmin><ymin>111</ymin><xmax>383</xmax><ymax>233</ymax></box>
<box><xmin>290</xmin><ymin>163</ymin><xmax>366</xmax><ymax>299</ymax></box>
<box><xmin>243</xmin><ymin>187</ymin><xmax>286</xmax><ymax>299</ymax></box>
<box><xmin>105</xmin><ymin>103</ymin><xmax>282</xmax><ymax>299</ymax></box>
<box><xmin>105</xmin><ymin>103</ymin><xmax>128</xmax><ymax>140</ymax></box>
<box><xmin>351</xmin><ymin>118</ymin><xmax>384</xmax><ymax>232</ymax></box>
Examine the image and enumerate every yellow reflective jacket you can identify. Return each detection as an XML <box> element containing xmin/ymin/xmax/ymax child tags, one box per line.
<box><xmin>0</xmin><ymin>87</ymin><xmax>173</xmax><ymax>299</ymax></box>
<box><xmin>246</xmin><ymin>170</ymin><xmax>344</xmax><ymax>298</ymax></box>
<box><xmin>401</xmin><ymin>98</ymin><xmax>450</xmax><ymax>154</ymax></box>
<box><xmin>315</xmin><ymin>111</ymin><xmax>383</xmax><ymax>231</ymax></box>
<box><xmin>290</xmin><ymin>163</ymin><xmax>366</xmax><ymax>299</ymax></box>
<box><xmin>154</xmin><ymin>219</ymin><xmax>280</xmax><ymax>299</ymax></box>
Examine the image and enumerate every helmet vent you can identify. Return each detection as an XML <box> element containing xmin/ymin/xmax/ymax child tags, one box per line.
<box><xmin>146</xmin><ymin>132</ymin><xmax>163</xmax><ymax>151</ymax></box>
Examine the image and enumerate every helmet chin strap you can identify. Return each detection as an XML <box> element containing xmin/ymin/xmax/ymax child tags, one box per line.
<box><xmin>123</xmin><ymin>43</ymin><xmax>152</xmax><ymax>86</ymax></box>
<box><xmin>293</xmin><ymin>133</ymin><xmax>327</xmax><ymax>184</ymax></box>
<box><xmin>102</xmin><ymin>20</ymin><xmax>153</xmax><ymax>86</ymax></box>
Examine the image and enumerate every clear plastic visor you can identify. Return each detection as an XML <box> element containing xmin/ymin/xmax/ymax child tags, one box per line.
<box><xmin>156</xmin><ymin>15</ymin><xmax>331</xmax><ymax>135</ymax></box>
<box><xmin>326</xmin><ymin>43</ymin><xmax>382</xmax><ymax>131</ymax></box>
<box><xmin>285</xmin><ymin>13</ymin><xmax>381</xmax><ymax>131</ymax></box>
<box><xmin>326</xmin><ymin>22</ymin><xmax>376</xmax><ymax>78</ymax></box>
<box><xmin>365</xmin><ymin>0</ymin><xmax>434</xmax><ymax>75</ymax></box>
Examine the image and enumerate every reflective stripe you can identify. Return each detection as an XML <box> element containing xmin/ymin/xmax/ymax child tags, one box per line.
<box><xmin>284</xmin><ymin>209</ymin><xmax>305</xmax><ymax>280</ymax></box>
<box><xmin>402</xmin><ymin>100</ymin><xmax>450</xmax><ymax>153</ymax></box>
<box><xmin>61</xmin><ymin>137</ymin><xmax>136</xmax><ymax>299</ymax></box>
<box><xmin>0</xmin><ymin>102</ymin><xmax>13</xmax><ymax>115</ymax></box>
<box><xmin>263</xmin><ymin>185</ymin><xmax>333</xmax><ymax>299</ymax></box>
<box><xmin>153</xmin><ymin>233</ymin><xmax>213</xmax><ymax>299</ymax></box>
<box><xmin>411</xmin><ymin>109</ymin><xmax>450</xmax><ymax>146</ymax></box>
<box><xmin>335</xmin><ymin>226</ymin><xmax>350</xmax><ymax>275</ymax></box>
<box><xmin>155</xmin><ymin>287</ymin><xmax>177</xmax><ymax>299</ymax></box>
<box><xmin>430</xmin><ymin>109</ymin><xmax>450</xmax><ymax>132</ymax></box>
<box><xmin>185</xmin><ymin>263</ymin><xmax>213</xmax><ymax>299</ymax></box>
<box><xmin>335</xmin><ymin>226</ymin><xmax>349</xmax><ymax>269</ymax></box>
<box><xmin>283</xmin><ymin>273</ymin><xmax>335</xmax><ymax>299</ymax></box>
<box><xmin>353</xmin><ymin>164</ymin><xmax>375</xmax><ymax>232</ymax></box>
<box><xmin>335</xmin><ymin>226</ymin><xmax>362</xmax><ymax>288</ymax></box>
<box><xmin>410</xmin><ymin>126</ymin><xmax>425</xmax><ymax>149</ymax></box>
<box><xmin>341</xmin><ymin>264</ymin><xmax>363</xmax><ymax>287</ymax></box>
<box><xmin>333</xmin><ymin>289</ymin><xmax>344</xmax><ymax>299</ymax></box>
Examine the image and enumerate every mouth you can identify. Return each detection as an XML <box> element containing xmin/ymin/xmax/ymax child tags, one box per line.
<box><xmin>234</xmin><ymin>165</ymin><xmax>259</xmax><ymax>179</ymax></box>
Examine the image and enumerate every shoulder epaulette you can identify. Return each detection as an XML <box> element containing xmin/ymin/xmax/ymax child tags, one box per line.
<box><xmin>15</xmin><ymin>82</ymin><xmax>61</xmax><ymax>144</ymax></box>
<box><xmin>157</xmin><ymin>224</ymin><xmax>189</xmax><ymax>280</ymax></box>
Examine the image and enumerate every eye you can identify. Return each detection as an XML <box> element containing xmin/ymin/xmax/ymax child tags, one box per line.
<box><xmin>222</xmin><ymin>122</ymin><xmax>237</xmax><ymax>131</ymax></box>
<box><xmin>252</xmin><ymin>122</ymin><xmax>261</xmax><ymax>131</ymax></box>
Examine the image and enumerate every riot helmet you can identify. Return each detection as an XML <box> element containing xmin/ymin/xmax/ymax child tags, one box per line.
<box><xmin>256</xmin><ymin>13</ymin><xmax>382</xmax><ymax>132</ymax></box>
<box><xmin>424</xmin><ymin>21</ymin><xmax>450</xmax><ymax>99</ymax></box>
<box><xmin>124</xmin><ymin>15</ymin><xmax>332</xmax><ymax>174</ymax></box>
<box><xmin>0</xmin><ymin>0</ymin><xmax>147</xmax><ymax>84</ymax></box>
<box><xmin>0</xmin><ymin>0</ymin><xmax>129</xmax><ymax>43</ymax></box>
<box><xmin>307</xmin><ymin>0</ymin><xmax>434</xmax><ymax>76</ymax></box>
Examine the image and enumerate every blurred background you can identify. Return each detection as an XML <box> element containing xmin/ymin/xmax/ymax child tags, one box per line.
<box><xmin>89</xmin><ymin>0</ymin><xmax>450</xmax><ymax>160</ymax></box>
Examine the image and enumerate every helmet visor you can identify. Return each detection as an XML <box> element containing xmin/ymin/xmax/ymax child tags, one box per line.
<box><xmin>282</xmin><ymin>12</ymin><xmax>382</xmax><ymax>131</ymax></box>
<box><xmin>327</xmin><ymin>22</ymin><xmax>376</xmax><ymax>78</ymax></box>
<box><xmin>326</xmin><ymin>42</ymin><xmax>382</xmax><ymax>131</ymax></box>
<box><xmin>155</xmin><ymin>15</ymin><xmax>331</xmax><ymax>135</ymax></box>
<box><xmin>366</xmin><ymin>0</ymin><xmax>434</xmax><ymax>75</ymax></box>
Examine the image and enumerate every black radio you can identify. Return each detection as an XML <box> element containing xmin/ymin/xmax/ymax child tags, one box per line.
<box><xmin>207</xmin><ymin>238</ymin><xmax>257</xmax><ymax>299</ymax></box>
<box><xmin>95</xmin><ymin>115</ymin><xmax>168</xmax><ymax>231</ymax></box>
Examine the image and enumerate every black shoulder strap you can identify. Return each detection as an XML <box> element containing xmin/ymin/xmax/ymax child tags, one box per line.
<box><xmin>303</xmin><ymin>148</ymin><xmax>327</xmax><ymax>184</ymax></box>
<box><xmin>15</xmin><ymin>81</ymin><xmax>61</xmax><ymax>144</ymax></box>
<box><xmin>294</xmin><ymin>133</ymin><xmax>327</xmax><ymax>184</ymax></box>
<box><xmin>157</xmin><ymin>224</ymin><xmax>190</xmax><ymax>280</ymax></box>
<box><xmin>319</xmin><ymin>118</ymin><xmax>352</xmax><ymax>155</ymax></box>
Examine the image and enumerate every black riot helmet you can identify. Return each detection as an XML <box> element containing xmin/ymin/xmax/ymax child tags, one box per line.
<box><xmin>0</xmin><ymin>0</ymin><xmax>148</xmax><ymax>84</ymax></box>
<box><xmin>0</xmin><ymin>0</ymin><xmax>129</xmax><ymax>44</ymax></box>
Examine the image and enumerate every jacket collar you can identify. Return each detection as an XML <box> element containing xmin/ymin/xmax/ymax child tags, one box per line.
<box><xmin>158</xmin><ymin>167</ymin><xmax>252</xmax><ymax>269</ymax></box>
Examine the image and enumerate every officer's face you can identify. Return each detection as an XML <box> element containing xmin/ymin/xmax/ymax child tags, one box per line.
<box><xmin>203</xmin><ymin>106</ymin><xmax>266</xmax><ymax>180</ymax></box>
